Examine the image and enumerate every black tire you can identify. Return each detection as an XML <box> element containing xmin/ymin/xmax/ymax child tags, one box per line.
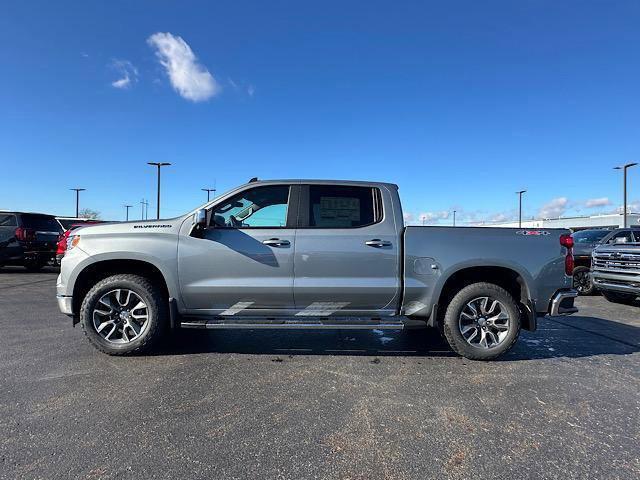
<box><xmin>601</xmin><ymin>290</ymin><xmax>638</xmax><ymax>306</ymax></box>
<box><xmin>572</xmin><ymin>266</ymin><xmax>595</xmax><ymax>296</ymax></box>
<box><xmin>442</xmin><ymin>282</ymin><xmax>521</xmax><ymax>361</ymax></box>
<box><xmin>80</xmin><ymin>274</ymin><xmax>167</xmax><ymax>355</ymax></box>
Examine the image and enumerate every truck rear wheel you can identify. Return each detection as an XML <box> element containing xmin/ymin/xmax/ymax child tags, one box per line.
<box><xmin>442</xmin><ymin>282</ymin><xmax>521</xmax><ymax>361</ymax></box>
<box><xmin>79</xmin><ymin>274</ymin><xmax>167</xmax><ymax>355</ymax></box>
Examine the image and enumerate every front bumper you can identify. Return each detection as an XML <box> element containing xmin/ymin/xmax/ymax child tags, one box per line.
<box><xmin>57</xmin><ymin>294</ymin><xmax>73</xmax><ymax>316</ymax></box>
<box><xmin>592</xmin><ymin>271</ymin><xmax>640</xmax><ymax>295</ymax></box>
<box><xmin>549</xmin><ymin>289</ymin><xmax>578</xmax><ymax>316</ymax></box>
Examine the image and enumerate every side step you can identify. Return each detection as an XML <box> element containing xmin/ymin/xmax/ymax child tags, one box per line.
<box><xmin>180</xmin><ymin>317</ymin><xmax>424</xmax><ymax>330</ymax></box>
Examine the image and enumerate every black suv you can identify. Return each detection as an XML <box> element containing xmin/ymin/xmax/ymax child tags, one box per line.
<box><xmin>572</xmin><ymin>227</ymin><xmax>640</xmax><ymax>295</ymax></box>
<box><xmin>0</xmin><ymin>212</ymin><xmax>63</xmax><ymax>271</ymax></box>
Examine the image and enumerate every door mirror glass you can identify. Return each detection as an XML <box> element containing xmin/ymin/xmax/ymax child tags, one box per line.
<box><xmin>194</xmin><ymin>209</ymin><xmax>207</xmax><ymax>227</ymax></box>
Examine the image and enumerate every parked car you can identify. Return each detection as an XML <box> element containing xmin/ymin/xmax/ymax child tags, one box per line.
<box><xmin>55</xmin><ymin>222</ymin><xmax>103</xmax><ymax>265</ymax></box>
<box><xmin>57</xmin><ymin>179</ymin><xmax>577</xmax><ymax>360</ymax></box>
<box><xmin>571</xmin><ymin>229</ymin><xmax>613</xmax><ymax>295</ymax></box>
<box><xmin>0</xmin><ymin>212</ymin><xmax>63</xmax><ymax>271</ymax></box>
<box><xmin>572</xmin><ymin>228</ymin><xmax>640</xmax><ymax>295</ymax></box>
<box><xmin>591</xmin><ymin>232</ymin><xmax>640</xmax><ymax>306</ymax></box>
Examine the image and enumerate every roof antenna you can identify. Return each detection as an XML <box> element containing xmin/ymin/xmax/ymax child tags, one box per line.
<box><xmin>249</xmin><ymin>177</ymin><xmax>258</xmax><ymax>183</ymax></box>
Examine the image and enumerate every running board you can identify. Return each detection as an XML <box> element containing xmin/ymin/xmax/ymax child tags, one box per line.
<box><xmin>179</xmin><ymin>317</ymin><xmax>424</xmax><ymax>330</ymax></box>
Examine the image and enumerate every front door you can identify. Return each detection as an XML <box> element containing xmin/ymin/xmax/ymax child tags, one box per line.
<box><xmin>293</xmin><ymin>184</ymin><xmax>400</xmax><ymax>316</ymax></box>
<box><xmin>178</xmin><ymin>184</ymin><xmax>297</xmax><ymax>316</ymax></box>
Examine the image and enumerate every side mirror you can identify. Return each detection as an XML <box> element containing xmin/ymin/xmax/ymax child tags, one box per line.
<box><xmin>194</xmin><ymin>209</ymin><xmax>207</xmax><ymax>228</ymax></box>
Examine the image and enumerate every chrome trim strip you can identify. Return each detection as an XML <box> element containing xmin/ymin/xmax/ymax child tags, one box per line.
<box><xmin>180</xmin><ymin>321</ymin><xmax>406</xmax><ymax>330</ymax></box>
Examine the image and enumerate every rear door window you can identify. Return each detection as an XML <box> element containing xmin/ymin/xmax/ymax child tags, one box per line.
<box><xmin>0</xmin><ymin>214</ymin><xmax>17</xmax><ymax>227</ymax></box>
<box><xmin>21</xmin><ymin>215</ymin><xmax>62</xmax><ymax>232</ymax></box>
<box><xmin>307</xmin><ymin>185</ymin><xmax>380</xmax><ymax>228</ymax></box>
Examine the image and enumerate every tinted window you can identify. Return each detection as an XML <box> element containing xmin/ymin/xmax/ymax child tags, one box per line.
<box><xmin>0</xmin><ymin>214</ymin><xmax>17</xmax><ymax>227</ymax></box>
<box><xmin>309</xmin><ymin>185</ymin><xmax>377</xmax><ymax>228</ymax></box>
<box><xmin>606</xmin><ymin>230</ymin><xmax>635</xmax><ymax>244</ymax></box>
<box><xmin>21</xmin><ymin>214</ymin><xmax>62</xmax><ymax>232</ymax></box>
<box><xmin>212</xmin><ymin>185</ymin><xmax>290</xmax><ymax>228</ymax></box>
<box><xmin>571</xmin><ymin>230</ymin><xmax>609</xmax><ymax>244</ymax></box>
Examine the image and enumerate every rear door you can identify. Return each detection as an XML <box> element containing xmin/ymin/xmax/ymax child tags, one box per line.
<box><xmin>293</xmin><ymin>184</ymin><xmax>401</xmax><ymax>316</ymax></box>
<box><xmin>178</xmin><ymin>184</ymin><xmax>298</xmax><ymax>315</ymax></box>
<box><xmin>0</xmin><ymin>214</ymin><xmax>19</xmax><ymax>263</ymax></box>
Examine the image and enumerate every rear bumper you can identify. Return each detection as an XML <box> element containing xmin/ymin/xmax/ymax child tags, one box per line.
<box><xmin>549</xmin><ymin>289</ymin><xmax>578</xmax><ymax>316</ymax></box>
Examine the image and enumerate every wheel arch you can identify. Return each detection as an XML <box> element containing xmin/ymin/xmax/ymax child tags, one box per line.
<box><xmin>433</xmin><ymin>265</ymin><xmax>536</xmax><ymax>331</ymax></box>
<box><xmin>72</xmin><ymin>259</ymin><xmax>171</xmax><ymax>316</ymax></box>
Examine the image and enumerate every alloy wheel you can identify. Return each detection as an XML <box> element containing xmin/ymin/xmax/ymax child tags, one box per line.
<box><xmin>458</xmin><ymin>296</ymin><xmax>510</xmax><ymax>349</ymax></box>
<box><xmin>92</xmin><ymin>289</ymin><xmax>149</xmax><ymax>344</ymax></box>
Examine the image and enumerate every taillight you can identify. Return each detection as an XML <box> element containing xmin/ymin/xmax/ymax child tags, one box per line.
<box><xmin>560</xmin><ymin>234</ymin><xmax>574</xmax><ymax>249</ymax></box>
<box><xmin>56</xmin><ymin>232</ymin><xmax>70</xmax><ymax>254</ymax></box>
<box><xmin>15</xmin><ymin>227</ymin><xmax>36</xmax><ymax>242</ymax></box>
<box><xmin>560</xmin><ymin>234</ymin><xmax>574</xmax><ymax>276</ymax></box>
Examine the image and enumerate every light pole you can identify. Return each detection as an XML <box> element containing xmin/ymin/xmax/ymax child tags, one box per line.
<box><xmin>124</xmin><ymin>205</ymin><xmax>132</xmax><ymax>221</ymax></box>
<box><xmin>147</xmin><ymin>162</ymin><xmax>171</xmax><ymax>219</ymax></box>
<box><xmin>516</xmin><ymin>190</ymin><xmax>526</xmax><ymax>228</ymax></box>
<box><xmin>614</xmin><ymin>162</ymin><xmax>637</xmax><ymax>228</ymax></box>
<box><xmin>453</xmin><ymin>210</ymin><xmax>456</xmax><ymax>227</ymax></box>
<box><xmin>201</xmin><ymin>188</ymin><xmax>216</xmax><ymax>202</ymax></box>
<box><xmin>70</xmin><ymin>188</ymin><xmax>86</xmax><ymax>218</ymax></box>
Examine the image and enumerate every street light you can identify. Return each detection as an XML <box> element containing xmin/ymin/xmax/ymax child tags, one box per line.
<box><xmin>124</xmin><ymin>205</ymin><xmax>132</xmax><ymax>221</ymax></box>
<box><xmin>614</xmin><ymin>162</ymin><xmax>638</xmax><ymax>228</ymax></box>
<box><xmin>516</xmin><ymin>190</ymin><xmax>527</xmax><ymax>228</ymax></box>
<box><xmin>70</xmin><ymin>188</ymin><xmax>86</xmax><ymax>218</ymax></box>
<box><xmin>201</xmin><ymin>188</ymin><xmax>216</xmax><ymax>202</ymax></box>
<box><xmin>453</xmin><ymin>210</ymin><xmax>456</xmax><ymax>227</ymax></box>
<box><xmin>147</xmin><ymin>162</ymin><xmax>171</xmax><ymax>219</ymax></box>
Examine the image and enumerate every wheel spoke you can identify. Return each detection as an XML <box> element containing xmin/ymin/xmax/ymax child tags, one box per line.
<box><xmin>96</xmin><ymin>319</ymin><xmax>115</xmax><ymax>332</ymax></box>
<box><xmin>104</xmin><ymin>323</ymin><xmax>117</xmax><ymax>340</ymax></box>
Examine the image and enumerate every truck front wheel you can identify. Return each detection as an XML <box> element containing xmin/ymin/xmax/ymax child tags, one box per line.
<box><xmin>79</xmin><ymin>274</ymin><xmax>167</xmax><ymax>355</ymax></box>
<box><xmin>442</xmin><ymin>282</ymin><xmax>521</xmax><ymax>361</ymax></box>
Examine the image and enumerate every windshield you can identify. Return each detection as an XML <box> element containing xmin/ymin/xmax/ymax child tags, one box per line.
<box><xmin>571</xmin><ymin>230</ymin><xmax>609</xmax><ymax>244</ymax></box>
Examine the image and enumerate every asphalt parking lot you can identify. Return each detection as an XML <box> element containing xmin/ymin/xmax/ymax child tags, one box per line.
<box><xmin>1</xmin><ymin>268</ymin><xmax>638</xmax><ymax>480</ymax></box>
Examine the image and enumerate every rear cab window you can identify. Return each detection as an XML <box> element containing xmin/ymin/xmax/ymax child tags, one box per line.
<box><xmin>304</xmin><ymin>185</ymin><xmax>382</xmax><ymax>228</ymax></box>
<box><xmin>21</xmin><ymin>214</ymin><xmax>62</xmax><ymax>233</ymax></box>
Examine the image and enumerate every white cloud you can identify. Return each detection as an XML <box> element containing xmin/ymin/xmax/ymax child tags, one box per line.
<box><xmin>247</xmin><ymin>84</ymin><xmax>255</xmax><ymax>97</ymax></box>
<box><xmin>418</xmin><ymin>211</ymin><xmax>450</xmax><ymax>224</ymax></box>
<box><xmin>538</xmin><ymin>197</ymin><xmax>569</xmax><ymax>219</ymax></box>
<box><xmin>147</xmin><ymin>32</ymin><xmax>220</xmax><ymax>102</ymax></box>
<box><xmin>584</xmin><ymin>197</ymin><xmax>611</xmax><ymax>208</ymax></box>
<box><xmin>110</xmin><ymin>59</ymin><xmax>138</xmax><ymax>89</ymax></box>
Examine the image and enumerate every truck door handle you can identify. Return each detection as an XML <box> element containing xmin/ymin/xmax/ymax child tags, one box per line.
<box><xmin>365</xmin><ymin>239</ymin><xmax>392</xmax><ymax>248</ymax></box>
<box><xmin>262</xmin><ymin>238</ymin><xmax>290</xmax><ymax>247</ymax></box>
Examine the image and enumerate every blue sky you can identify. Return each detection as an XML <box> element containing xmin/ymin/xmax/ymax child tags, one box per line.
<box><xmin>1</xmin><ymin>0</ymin><xmax>639</xmax><ymax>224</ymax></box>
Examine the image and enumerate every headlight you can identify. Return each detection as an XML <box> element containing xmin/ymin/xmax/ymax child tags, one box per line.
<box><xmin>66</xmin><ymin>235</ymin><xmax>81</xmax><ymax>253</ymax></box>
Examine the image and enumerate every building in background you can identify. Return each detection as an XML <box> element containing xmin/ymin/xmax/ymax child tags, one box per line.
<box><xmin>474</xmin><ymin>213</ymin><xmax>640</xmax><ymax>231</ymax></box>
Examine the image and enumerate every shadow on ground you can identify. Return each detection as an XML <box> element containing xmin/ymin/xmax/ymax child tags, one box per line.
<box><xmin>158</xmin><ymin>314</ymin><xmax>640</xmax><ymax>361</ymax></box>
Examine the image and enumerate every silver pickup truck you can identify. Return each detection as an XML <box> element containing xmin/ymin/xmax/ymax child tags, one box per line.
<box><xmin>592</xmin><ymin>240</ymin><xmax>640</xmax><ymax>306</ymax></box>
<box><xmin>57</xmin><ymin>179</ymin><xmax>577</xmax><ymax>360</ymax></box>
